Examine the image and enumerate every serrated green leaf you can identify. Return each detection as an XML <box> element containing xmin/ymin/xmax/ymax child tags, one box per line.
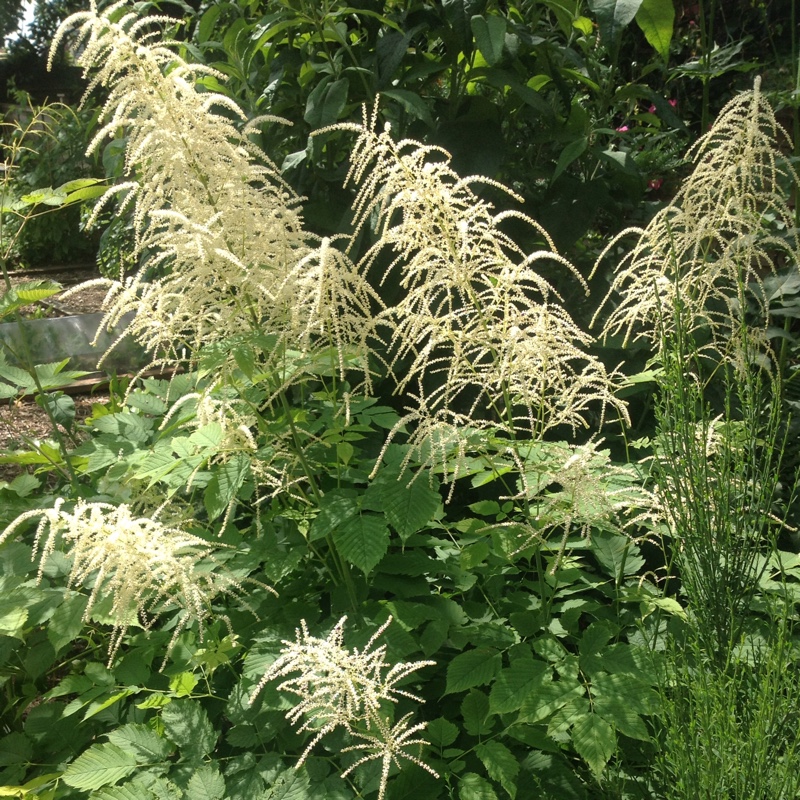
<box><xmin>187</xmin><ymin>422</ymin><xmax>223</xmax><ymax>451</ymax></box>
<box><xmin>459</xmin><ymin>772</ymin><xmax>498</xmax><ymax>800</ymax></box>
<box><xmin>426</xmin><ymin>717</ymin><xmax>459</xmax><ymax>748</ymax></box>
<box><xmin>571</xmin><ymin>714</ymin><xmax>615</xmax><ymax>777</ymax></box>
<box><xmin>186</xmin><ymin>765</ymin><xmax>225</xmax><ymax>800</ymax></box>
<box><xmin>332</xmin><ymin>512</ymin><xmax>389</xmax><ymax>575</ymax></box>
<box><xmin>446</xmin><ymin>649</ymin><xmax>501</xmax><ymax>695</ymax></box>
<box><xmin>461</xmin><ymin>688</ymin><xmax>494</xmax><ymax>736</ymax></box>
<box><xmin>308</xmin><ymin>489</ymin><xmax>359</xmax><ymax>541</ymax></box>
<box><xmin>0</xmin><ymin>732</ymin><xmax>32</xmax><ymax>766</ymax></box>
<box><xmin>161</xmin><ymin>700</ymin><xmax>217</xmax><ymax>760</ymax></box>
<box><xmin>107</xmin><ymin>724</ymin><xmax>173</xmax><ymax>763</ymax></box>
<box><xmin>168</xmin><ymin>671</ymin><xmax>198</xmax><ymax>697</ymax></box>
<box><xmin>591</xmin><ymin>672</ymin><xmax>659</xmax><ymax>716</ymax></box>
<box><xmin>47</xmin><ymin>592</ymin><xmax>88</xmax><ymax>653</ymax></box>
<box><xmin>591</xmin><ymin>530</ymin><xmax>645</xmax><ymax>580</ymax></box>
<box><xmin>62</xmin><ymin>743</ymin><xmax>137</xmax><ymax>790</ymax></box>
<box><xmin>0</xmin><ymin>597</ymin><xmax>28</xmax><ymax>638</ymax></box>
<box><xmin>475</xmin><ymin>741</ymin><xmax>519</xmax><ymax>799</ymax></box>
<box><xmin>271</xmin><ymin>766</ymin><xmax>310</xmax><ymax>800</ymax></box>
<box><xmin>518</xmin><ymin>677</ymin><xmax>585</xmax><ymax>724</ymax></box>
<box><xmin>489</xmin><ymin>658</ymin><xmax>549</xmax><ymax>715</ymax></box>
<box><xmin>204</xmin><ymin>454</ymin><xmax>250</xmax><ymax>522</ymax></box>
<box><xmin>90</xmin><ymin>784</ymin><xmax>156</xmax><ymax>800</ymax></box>
<box><xmin>367</xmin><ymin>472</ymin><xmax>441</xmax><ymax>541</ymax></box>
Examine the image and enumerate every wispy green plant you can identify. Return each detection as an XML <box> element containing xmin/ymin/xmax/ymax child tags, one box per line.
<box><xmin>657</xmin><ymin>623</ymin><xmax>800</xmax><ymax>800</ymax></box>
<box><xmin>653</xmin><ymin>312</ymin><xmax>786</xmax><ymax>658</ymax></box>
<box><xmin>593</xmin><ymin>77</ymin><xmax>800</xmax><ymax>358</ymax></box>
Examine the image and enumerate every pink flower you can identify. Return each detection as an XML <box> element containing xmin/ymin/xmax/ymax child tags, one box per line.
<box><xmin>648</xmin><ymin>177</ymin><xmax>664</xmax><ymax>191</ymax></box>
<box><xmin>648</xmin><ymin>104</ymin><xmax>656</xmax><ymax>114</ymax></box>
<box><xmin>616</xmin><ymin>124</ymin><xmax>630</xmax><ymax>132</ymax></box>
<box><xmin>669</xmin><ymin>98</ymin><xmax>678</xmax><ymax>108</ymax></box>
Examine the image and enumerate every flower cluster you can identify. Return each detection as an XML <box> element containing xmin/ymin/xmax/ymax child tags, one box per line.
<box><xmin>592</xmin><ymin>77</ymin><xmax>800</xmax><ymax>357</ymax></box>
<box><xmin>52</xmin><ymin>2</ymin><xmax>380</xmax><ymax>391</ymax></box>
<box><xmin>0</xmin><ymin>500</ymin><xmax>271</xmax><ymax>664</ymax></box>
<box><xmin>250</xmin><ymin>616</ymin><xmax>437</xmax><ymax>798</ymax></box>
<box><xmin>329</xmin><ymin>108</ymin><xmax>628</xmax><ymax>483</ymax></box>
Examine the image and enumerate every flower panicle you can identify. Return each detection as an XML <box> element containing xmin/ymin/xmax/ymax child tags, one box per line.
<box><xmin>249</xmin><ymin>616</ymin><xmax>436</xmax><ymax>795</ymax></box>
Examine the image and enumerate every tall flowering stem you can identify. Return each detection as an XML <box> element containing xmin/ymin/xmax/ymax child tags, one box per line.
<box><xmin>326</xmin><ymin>109</ymin><xmax>628</xmax><ymax>489</ymax></box>
<box><xmin>592</xmin><ymin>77</ymin><xmax>800</xmax><ymax>359</ymax></box>
<box><xmin>52</xmin><ymin>1</ymin><xmax>381</xmax><ymax>393</ymax></box>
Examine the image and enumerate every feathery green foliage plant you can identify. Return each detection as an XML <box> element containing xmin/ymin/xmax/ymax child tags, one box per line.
<box><xmin>593</xmin><ymin>76</ymin><xmax>800</xmax><ymax>798</ymax></box>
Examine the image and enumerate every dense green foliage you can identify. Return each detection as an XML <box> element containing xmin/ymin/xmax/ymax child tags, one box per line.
<box><xmin>1</xmin><ymin>2</ymin><xmax>800</xmax><ymax>799</ymax></box>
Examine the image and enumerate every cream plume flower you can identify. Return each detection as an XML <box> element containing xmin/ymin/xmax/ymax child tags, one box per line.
<box><xmin>0</xmin><ymin>499</ymin><xmax>272</xmax><ymax>665</ymax></box>
<box><xmin>592</xmin><ymin>77</ymin><xmax>800</xmax><ymax>355</ymax></box>
<box><xmin>51</xmin><ymin>2</ymin><xmax>381</xmax><ymax>390</ymax></box>
<box><xmin>250</xmin><ymin>616</ymin><xmax>437</xmax><ymax>797</ymax></box>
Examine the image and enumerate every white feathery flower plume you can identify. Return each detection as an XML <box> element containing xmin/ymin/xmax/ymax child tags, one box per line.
<box><xmin>249</xmin><ymin>616</ymin><xmax>437</xmax><ymax>798</ymax></box>
<box><xmin>0</xmin><ymin>499</ymin><xmax>273</xmax><ymax>665</ymax></box>
<box><xmin>592</xmin><ymin>77</ymin><xmax>800</xmax><ymax>356</ymax></box>
<box><xmin>320</xmin><ymin>108</ymin><xmax>628</xmax><ymax>486</ymax></box>
<box><xmin>50</xmin><ymin>2</ymin><xmax>381</xmax><ymax>391</ymax></box>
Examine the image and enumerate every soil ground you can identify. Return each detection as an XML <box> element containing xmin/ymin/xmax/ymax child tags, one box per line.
<box><xmin>1</xmin><ymin>265</ymin><xmax>111</xmax><ymax>481</ymax></box>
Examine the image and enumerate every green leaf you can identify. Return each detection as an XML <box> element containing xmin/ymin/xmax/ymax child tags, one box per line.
<box><xmin>588</xmin><ymin>0</ymin><xmax>643</xmax><ymax>45</ymax></box>
<box><xmin>37</xmin><ymin>392</ymin><xmax>75</xmax><ymax>431</ymax></box>
<box><xmin>0</xmin><ymin>597</ymin><xmax>28</xmax><ymax>639</ymax></box>
<box><xmin>0</xmin><ymin>281</ymin><xmax>61</xmax><ymax>319</ymax></box>
<box><xmin>62</xmin><ymin>743</ymin><xmax>137</xmax><ymax>790</ymax></box>
<box><xmin>381</xmin><ymin>89</ymin><xmax>435</xmax><ymax>128</ymax></box>
<box><xmin>91</xmin><ymin>785</ymin><xmax>155</xmax><ymax>800</ymax></box>
<box><xmin>47</xmin><ymin>592</ymin><xmax>88</xmax><ymax>653</ymax></box>
<box><xmin>309</xmin><ymin>489</ymin><xmax>359</xmax><ymax>541</ymax></box>
<box><xmin>459</xmin><ymin>772</ymin><xmax>498</xmax><ymax>800</ymax></box>
<box><xmin>470</xmin><ymin>15</ymin><xmax>506</xmax><ymax>66</ymax></box>
<box><xmin>305</xmin><ymin>77</ymin><xmax>349</xmax><ymax>128</ymax></box>
<box><xmin>634</xmin><ymin>0</ymin><xmax>674</xmax><ymax>59</ymax></box>
<box><xmin>518</xmin><ymin>677</ymin><xmax>585</xmax><ymax>724</ymax></box>
<box><xmin>425</xmin><ymin>717</ymin><xmax>459</xmax><ymax>748</ymax></box>
<box><xmin>591</xmin><ymin>530</ymin><xmax>644</xmax><ymax>580</ymax></box>
<box><xmin>475</xmin><ymin>741</ymin><xmax>519</xmax><ymax>799</ymax></box>
<box><xmin>570</xmin><ymin>714</ymin><xmax>615</xmax><ymax>777</ymax></box>
<box><xmin>161</xmin><ymin>700</ymin><xmax>217</xmax><ymax>760</ymax></box>
<box><xmin>270</xmin><ymin>766</ymin><xmax>310</xmax><ymax>800</ymax></box>
<box><xmin>168</xmin><ymin>671</ymin><xmax>199</xmax><ymax>697</ymax></box>
<box><xmin>445</xmin><ymin>649</ymin><xmax>501</xmax><ymax>695</ymax></box>
<box><xmin>332</xmin><ymin>512</ymin><xmax>389</xmax><ymax>574</ymax></box>
<box><xmin>186</xmin><ymin>765</ymin><xmax>226</xmax><ymax>800</ymax></box>
<box><xmin>489</xmin><ymin>659</ymin><xmax>549</xmax><ymax>715</ymax></box>
<box><xmin>461</xmin><ymin>689</ymin><xmax>494</xmax><ymax>736</ymax></box>
<box><xmin>551</xmin><ymin>136</ymin><xmax>588</xmax><ymax>184</ymax></box>
<box><xmin>107</xmin><ymin>724</ymin><xmax>173</xmax><ymax>762</ymax></box>
<box><xmin>204</xmin><ymin>454</ymin><xmax>250</xmax><ymax>522</ymax></box>
<box><xmin>0</xmin><ymin>732</ymin><xmax>32</xmax><ymax>766</ymax></box>
<box><xmin>367</xmin><ymin>471</ymin><xmax>441</xmax><ymax>541</ymax></box>
<box><xmin>59</xmin><ymin>178</ymin><xmax>107</xmax><ymax>205</ymax></box>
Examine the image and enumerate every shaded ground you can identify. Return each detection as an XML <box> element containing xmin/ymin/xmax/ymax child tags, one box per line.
<box><xmin>1</xmin><ymin>266</ymin><xmax>111</xmax><ymax>481</ymax></box>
